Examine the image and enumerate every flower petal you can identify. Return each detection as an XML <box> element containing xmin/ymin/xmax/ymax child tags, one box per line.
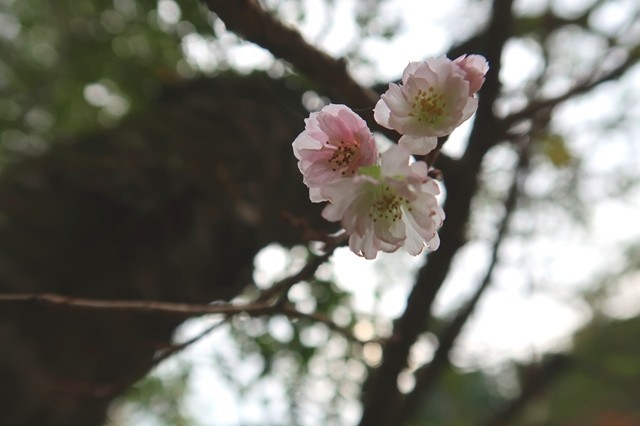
<box><xmin>373</xmin><ymin>98</ymin><xmax>392</xmax><ymax>129</ymax></box>
<box><xmin>380</xmin><ymin>145</ymin><xmax>412</xmax><ymax>176</ymax></box>
<box><xmin>399</xmin><ymin>135</ymin><xmax>438</xmax><ymax>155</ymax></box>
<box><xmin>293</xmin><ymin>104</ymin><xmax>378</xmax><ymax>200</ymax></box>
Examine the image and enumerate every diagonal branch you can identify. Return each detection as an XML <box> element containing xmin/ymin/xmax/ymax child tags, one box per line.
<box><xmin>63</xmin><ymin>318</ymin><xmax>230</xmax><ymax>399</ymax></box>
<box><xmin>482</xmin><ymin>354</ymin><xmax>571</xmax><ymax>426</ymax></box>
<box><xmin>256</xmin><ymin>232</ymin><xmax>346</xmax><ymax>303</ymax></box>
<box><xmin>357</xmin><ymin>1</ymin><xmax>516</xmax><ymax>425</ymax></box>
<box><xmin>197</xmin><ymin>0</ymin><xmax>459</xmax><ymax>172</ymax></box>
<box><xmin>200</xmin><ymin>0</ymin><xmax>378</xmax><ymax>120</ymax></box>
<box><xmin>393</xmin><ymin>143</ymin><xmax>530</xmax><ymax>424</ymax></box>
<box><xmin>503</xmin><ymin>47</ymin><xmax>640</xmax><ymax>127</ymax></box>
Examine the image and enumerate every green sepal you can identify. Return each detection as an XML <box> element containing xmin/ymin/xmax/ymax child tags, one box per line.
<box><xmin>358</xmin><ymin>165</ymin><xmax>381</xmax><ymax>178</ymax></box>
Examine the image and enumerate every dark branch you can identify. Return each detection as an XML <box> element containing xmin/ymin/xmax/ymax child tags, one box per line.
<box><xmin>70</xmin><ymin>319</ymin><xmax>229</xmax><ymax>399</ymax></box>
<box><xmin>257</xmin><ymin>232</ymin><xmax>346</xmax><ymax>303</ymax></box>
<box><xmin>358</xmin><ymin>1</ymin><xmax>516</xmax><ymax>425</ymax></box>
<box><xmin>394</xmin><ymin>143</ymin><xmax>530</xmax><ymax>424</ymax></box>
<box><xmin>482</xmin><ymin>354</ymin><xmax>571</xmax><ymax>426</ymax></box>
<box><xmin>197</xmin><ymin>0</ymin><xmax>462</xmax><ymax>173</ymax></box>
<box><xmin>200</xmin><ymin>0</ymin><xmax>378</xmax><ymax>122</ymax></box>
<box><xmin>0</xmin><ymin>292</ymin><xmax>273</xmax><ymax>317</ymax></box>
<box><xmin>360</xmin><ymin>0</ymin><xmax>512</xmax><ymax>426</ymax></box>
<box><xmin>503</xmin><ymin>47</ymin><xmax>640</xmax><ymax>127</ymax></box>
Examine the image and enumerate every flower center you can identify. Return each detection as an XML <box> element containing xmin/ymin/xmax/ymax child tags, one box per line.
<box><xmin>410</xmin><ymin>87</ymin><xmax>446</xmax><ymax>125</ymax></box>
<box><xmin>370</xmin><ymin>185</ymin><xmax>405</xmax><ymax>222</ymax></box>
<box><xmin>326</xmin><ymin>140</ymin><xmax>359</xmax><ymax>175</ymax></box>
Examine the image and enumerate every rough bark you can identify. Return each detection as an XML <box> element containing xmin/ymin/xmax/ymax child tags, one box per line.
<box><xmin>0</xmin><ymin>73</ymin><xmax>327</xmax><ymax>426</ymax></box>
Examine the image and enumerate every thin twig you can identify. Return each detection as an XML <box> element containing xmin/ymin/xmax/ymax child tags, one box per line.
<box><xmin>0</xmin><ymin>225</ymin><xmax>355</xmax><ymax>400</ymax></box>
<box><xmin>151</xmin><ymin>317</ymin><xmax>230</xmax><ymax>365</ymax></box>
<box><xmin>0</xmin><ymin>232</ymin><xmax>343</xmax><ymax>317</ymax></box>
<box><xmin>281</xmin><ymin>304</ymin><xmax>368</xmax><ymax>345</ymax></box>
<box><xmin>0</xmin><ymin>292</ymin><xmax>274</xmax><ymax>317</ymax></box>
<box><xmin>111</xmin><ymin>319</ymin><xmax>229</xmax><ymax>398</ymax></box>
<box><xmin>503</xmin><ymin>48</ymin><xmax>640</xmax><ymax>127</ymax></box>
<box><xmin>0</xmin><ymin>248</ymin><xmax>364</xmax><ymax>358</ymax></box>
<box><xmin>257</xmin><ymin>231</ymin><xmax>346</xmax><ymax>304</ymax></box>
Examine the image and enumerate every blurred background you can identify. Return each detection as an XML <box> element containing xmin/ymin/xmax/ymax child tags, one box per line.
<box><xmin>1</xmin><ymin>0</ymin><xmax>640</xmax><ymax>425</ymax></box>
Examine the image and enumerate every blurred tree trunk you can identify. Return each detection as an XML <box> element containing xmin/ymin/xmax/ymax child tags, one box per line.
<box><xmin>0</xmin><ymin>73</ymin><xmax>326</xmax><ymax>426</ymax></box>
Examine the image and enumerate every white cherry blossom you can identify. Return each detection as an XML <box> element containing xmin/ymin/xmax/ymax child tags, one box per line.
<box><xmin>293</xmin><ymin>104</ymin><xmax>378</xmax><ymax>202</ymax></box>
<box><xmin>321</xmin><ymin>146</ymin><xmax>444</xmax><ymax>259</ymax></box>
<box><xmin>374</xmin><ymin>56</ymin><xmax>486</xmax><ymax>155</ymax></box>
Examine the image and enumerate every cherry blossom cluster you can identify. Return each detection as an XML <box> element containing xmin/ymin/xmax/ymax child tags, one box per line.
<box><xmin>293</xmin><ymin>55</ymin><xmax>489</xmax><ymax>259</ymax></box>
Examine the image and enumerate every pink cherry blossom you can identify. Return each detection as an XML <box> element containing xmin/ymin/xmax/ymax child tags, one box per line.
<box><xmin>320</xmin><ymin>145</ymin><xmax>444</xmax><ymax>259</ymax></box>
<box><xmin>373</xmin><ymin>56</ymin><xmax>480</xmax><ymax>155</ymax></box>
<box><xmin>454</xmin><ymin>54</ymin><xmax>489</xmax><ymax>95</ymax></box>
<box><xmin>293</xmin><ymin>104</ymin><xmax>378</xmax><ymax>202</ymax></box>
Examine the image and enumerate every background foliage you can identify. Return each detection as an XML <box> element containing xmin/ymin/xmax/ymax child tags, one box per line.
<box><xmin>1</xmin><ymin>0</ymin><xmax>640</xmax><ymax>425</ymax></box>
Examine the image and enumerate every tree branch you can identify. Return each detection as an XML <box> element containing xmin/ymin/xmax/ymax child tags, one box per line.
<box><xmin>482</xmin><ymin>354</ymin><xmax>571</xmax><ymax>426</ymax></box>
<box><xmin>0</xmin><ymin>236</ymin><xmax>370</xmax><ymax>373</ymax></box>
<box><xmin>53</xmin><ymin>318</ymin><xmax>230</xmax><ymax>399</ymax></box>
<box><xmin>0</xmin><ymin>291</ymin><xmax>273</xmax><ymax>317</ymax></box>
<box><xmin>200</xmin><ymin>0</ymin><xmax>378</xmax><ymax>120</ymax></box>
<box><xmin>0</xmin><ymin>231</ymin><xmax>344</xmax><ymax>314</ymax></box>
<box><xmin>394</xmin><ymin>143</ymin><xmax>530</xmax><ymax>424</ymax></box>
<box><xmin>358</xmin><ymin>1</ymin><xmax>516</xmax><ymax>424</ymax></box>
<box><xmin>256</xmin><ymin>232</ymin><xmax>346</xmax><ymax>303</ymax></box>
<box><xmin>280</xmin><ymin>305</ymin><xmax>370</xmax><ymax>345</ymax></box>
<box><xmin>197</xmin><ymin>0</ymin><xmax>462</xmax><ymax>175</ymax></box>
<box><xmin>503</xmin><ymin>47</ymin><xmax>640</xmax><ymax>127</ymax></box>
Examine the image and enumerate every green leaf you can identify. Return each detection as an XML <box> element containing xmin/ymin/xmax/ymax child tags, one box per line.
<box><xmin>541</xmin><ymin>134</ymin><xmax>572</xmax><ymax>167</ymax></box>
